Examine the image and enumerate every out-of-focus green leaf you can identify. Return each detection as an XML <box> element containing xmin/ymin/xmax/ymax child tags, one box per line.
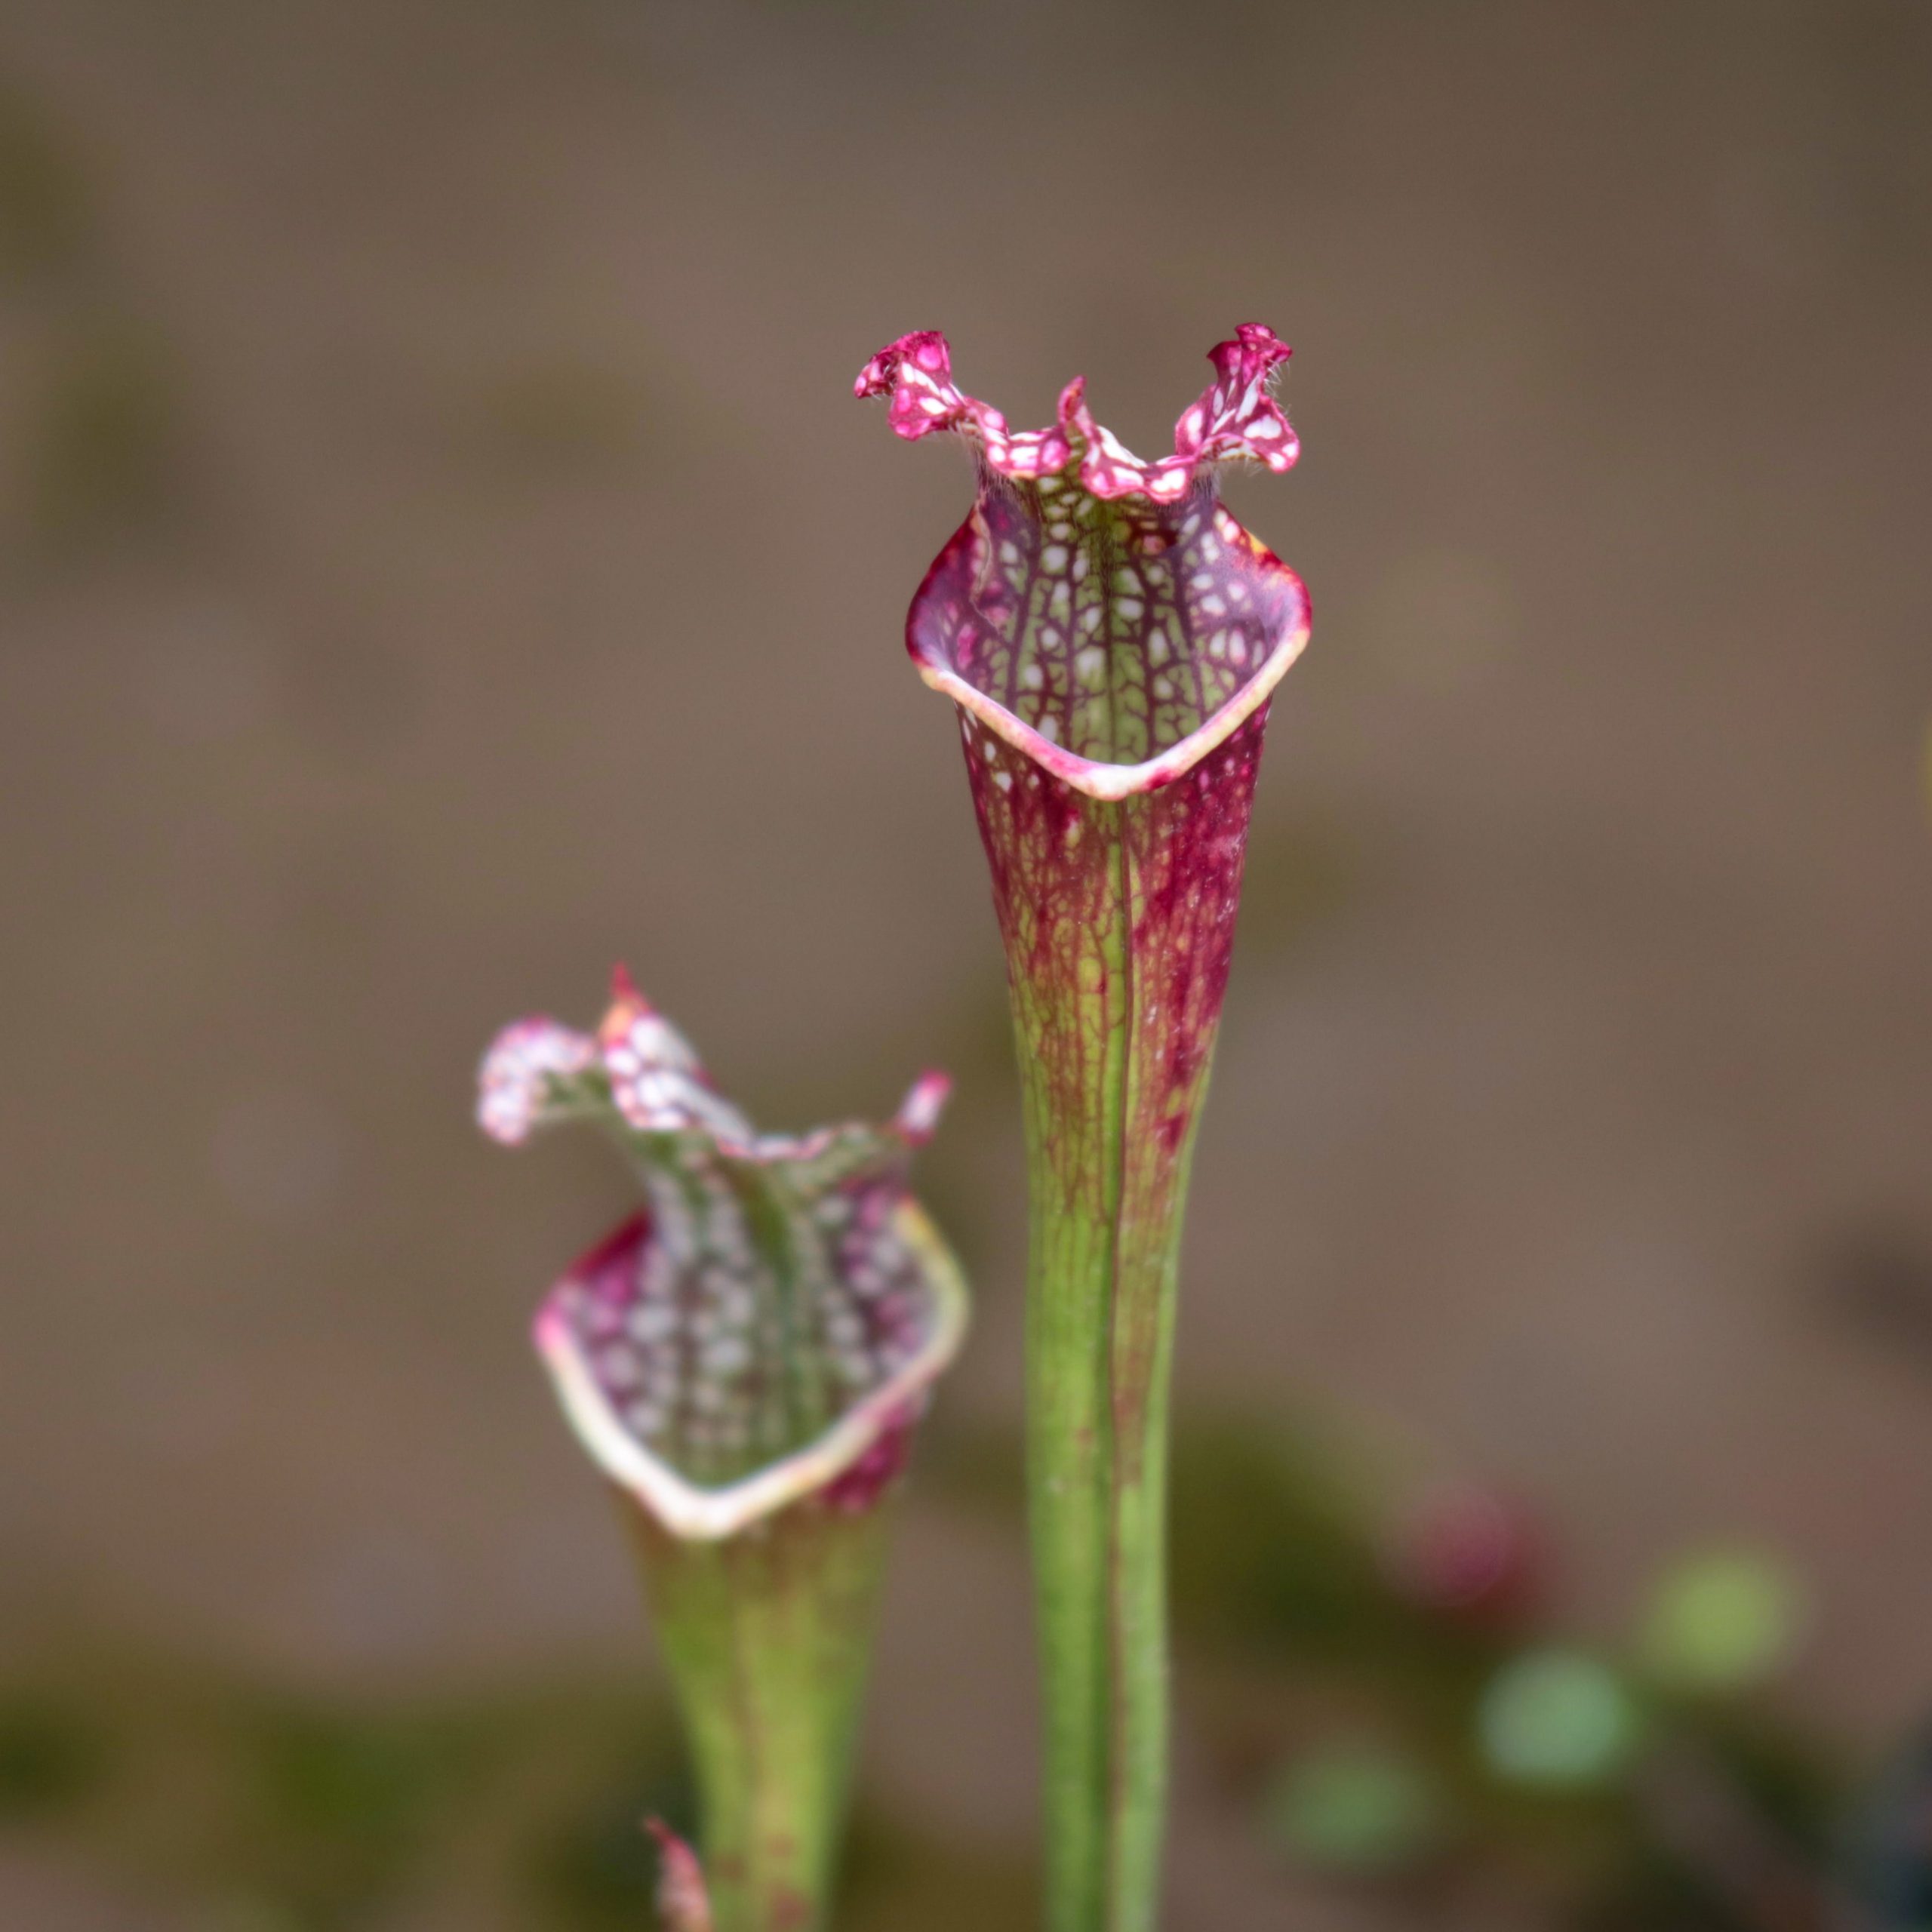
<box><xmin>1639</xmin><ymin>1549</ymin><xmax>1805</xmax><ymax>1694</ymax></box>
<box><xmin>1478</xmin><ymin>1649</ymin><xmax>1641</xmax><ymax>1789</ymax></box>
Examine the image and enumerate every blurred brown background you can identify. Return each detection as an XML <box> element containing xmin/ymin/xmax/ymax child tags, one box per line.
<box><xmin>2</xmin><ymin>2</ymin><xmax>1930</xmax><ymax>1927</ymax></box>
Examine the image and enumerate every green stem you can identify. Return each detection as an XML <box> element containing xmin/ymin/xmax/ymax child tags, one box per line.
<box><xmin>626</xmin><ymin>1498</ymin><xmax>893</xmax><ymax>1932</ymax></box>
<box><xmin>1006</xmin><ymin>782</ymin><xmax>1227</xmax><ymax>1932</ymax></box>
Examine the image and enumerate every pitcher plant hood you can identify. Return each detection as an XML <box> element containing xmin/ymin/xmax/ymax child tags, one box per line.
<box><xmin>855</xmin><ymin>323</ymin><xmax>1311</xmax><ymax>801</ymax></box>
<box><xmin>480</xmin><ymin>971</ymin><xmax>966</xmax><ymax>1541</ymax></box>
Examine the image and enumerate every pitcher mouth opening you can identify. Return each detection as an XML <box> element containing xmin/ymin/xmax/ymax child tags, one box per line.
<box><xmin>533</xmin><ymin>1198</ymin><xmax>968</xmax><ymax>1541</ymax></box>
<box><xmin>908</xmin><ymin>501</ymin><xmax>1309</xmax><ymax>802</ymax></box>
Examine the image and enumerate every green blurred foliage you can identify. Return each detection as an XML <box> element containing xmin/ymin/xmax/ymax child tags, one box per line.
<box><xmin>0</xmin><ymin>1420</ymin><xmax>1856</xmax><ymax>1930</ymax></box>
<box><xmin>1478</xmin><ymin>1650</ymin><xmax>1641</xmax><ymax>1789</ymax></box>
<box><xmin>1161</xmin><ymin>1417</ymin><xmax>1845</xmax><ymax>1927</ymax></box>
<box><xmin>1262</xmin><ymin>1737</ymin><xmax>1445</xmax><ymax>1872</ymax></box>
<box><xmin>221</xmin><ymin>1705</ymin><xmax>488</xmax><ymax>1925</ymax></box>
<box><xmin>1168</xmin><ymin>1417</ymin><xmax>1512</xmax><ymax>1697</ymax></box>
<box><xmin>1639</xmin><ymin>1551</ymin><xmax>1806</xmax><ymax>1696</ymax></box>
<box><xmin>0</xmin><ymin>1636</ymin><xmax>1033</xmax><ymax>1930</ymax></box>
<box><xmin>1568</xmin><ymin>1847</ymin><xmax>1757</xmax><ymax>1932</ymax></box>
<box><xmin>0</xmin><ymin>1643</ymin><xmax>678</xmax><ymax>1930</ymax></box>
<box><xmin>0</xmin><ymin>1693</ymin><xmax>109</xmax><ymax>1820</ymax></box>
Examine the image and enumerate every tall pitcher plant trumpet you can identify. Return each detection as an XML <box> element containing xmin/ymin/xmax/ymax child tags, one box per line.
<box><xmin>860</xmin><ymin>325</ymin><xmax>1310</xmax><ymax>1932</ymax></box>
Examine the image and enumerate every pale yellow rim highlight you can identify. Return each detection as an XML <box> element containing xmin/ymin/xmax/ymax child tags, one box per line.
<box><xmin>915</xmin><ymin>577</ymin><xmax>1311</xmax><ymax>803</ymax></box>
